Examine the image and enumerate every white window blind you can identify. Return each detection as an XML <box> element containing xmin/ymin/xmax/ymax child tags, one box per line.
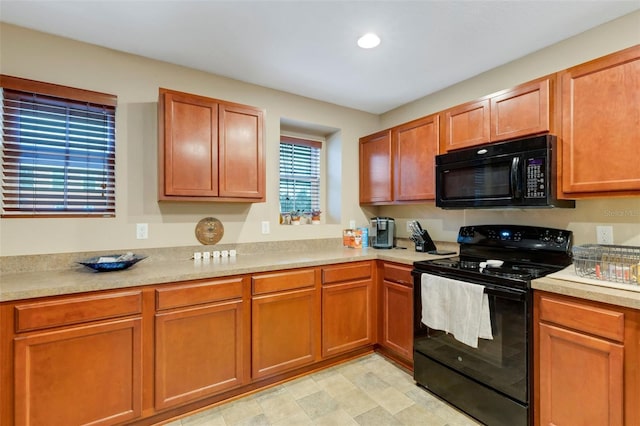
<box><xmin>279</xmin><ymin>136</ymin><xmax>321</xmax><ymax>214</ymax></box>
<box><xmin>1</xmin><ymin>76</ymin><xmax>116</xmax><ymax>217</ymax></box>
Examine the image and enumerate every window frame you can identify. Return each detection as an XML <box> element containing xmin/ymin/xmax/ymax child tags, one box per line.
<box><xmin>1</xmin><ymin>75</ymin><xmax>117</xmax><ymax>218</ymax></box>
<box><xmin>279</xmin><ymin>135</ymin><xmax>322</xmax><ymax>216</ymax></box>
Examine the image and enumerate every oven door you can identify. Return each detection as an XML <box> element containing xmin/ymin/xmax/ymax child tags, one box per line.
<box><xmin>413</xmin><ymin>273</ymin><xmax>530</xmax><ymax>403</ymax></box>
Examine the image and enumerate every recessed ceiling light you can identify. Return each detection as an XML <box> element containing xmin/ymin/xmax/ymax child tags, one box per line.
<box><xmin>357</xmin><ymin>33</ymin><xmax>381</xmax><ymax>49</ymax></box>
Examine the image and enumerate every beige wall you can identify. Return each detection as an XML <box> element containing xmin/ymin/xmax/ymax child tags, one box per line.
<box><xmin>1</xmin><ymin>10</ymin><xmax>639</xmax><ymax>256</ymax></box>
<box><xmin>0</xmin><ymin>23</ymin><xmax>380</xmax><ymax>256</ymax></box>
<box><xmin>375</xmin><ymin>10</ymin><xmax>640</xmax><ymax>247</ymax></box>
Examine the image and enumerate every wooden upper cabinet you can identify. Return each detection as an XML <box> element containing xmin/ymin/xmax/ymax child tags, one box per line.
<box><xmin>490</xmin><ymin>77</ymin><xmax>553</xmax><ymax>142</ymax></box>
<box><xmin>158</xmin><ymin>88</ymin><xmax>265</xmax><ymax>202</ymax></box>
<box><xmin>160</xmin><ymin>90</ymin><xmax>219</xmax><ymax>198</ymax></box>
<box><xmin>219</xmin><ymin>103</ymin><xmax>265</xmax><ymax>199</ymax></box>
<box><xmin>441</xmin><ymin>75</ymin><xmax>555</xmax><ymax>153</ymax></box>
<box><xmin>359</xmin><ymin>129</ymin><xmax>393</xmax><ymax>204</ymax></box>
<box><xmin>393</xmin><ymin>114</ymin><xmax>439</xmax><ymax>201</ymax></box>
<box><xmin>560</xmin><ymin>45</ymin><xmax>640</xmax><ymax>196</ymax></box>
<box><xmin>442</xmin><ymin>98</ymin><xmax>490</xmax><ymax>152</ymax></box>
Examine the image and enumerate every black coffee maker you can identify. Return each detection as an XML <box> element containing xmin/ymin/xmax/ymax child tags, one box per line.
<box><xmin>371</xmin><ymin>217</ymin><xmax>395</xmax><ymax>249</ymax></box>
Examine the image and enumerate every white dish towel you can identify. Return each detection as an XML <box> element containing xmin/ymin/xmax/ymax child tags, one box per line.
<box><xmin>421</xmin><ymin>273</ymin><xmax>493</xmax><ymax>348</ymax></box>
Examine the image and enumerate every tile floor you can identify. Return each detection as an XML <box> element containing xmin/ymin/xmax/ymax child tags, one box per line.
<box><xmin>163</xmin><ymin>353</ymin><xmax>482</xmax><ymax>426</ymax></box>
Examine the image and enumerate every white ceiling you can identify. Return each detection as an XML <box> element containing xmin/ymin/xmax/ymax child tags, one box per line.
<box><xmin>1</xmin><ymin>1</ymin><xmax>639</xmax><ymax>114</ymax></box>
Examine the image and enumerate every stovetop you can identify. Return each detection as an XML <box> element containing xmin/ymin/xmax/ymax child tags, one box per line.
<box><xmin>413</xmin><ymin>224</ymin><xmax>573</xmax><ymax>289</ymax></box>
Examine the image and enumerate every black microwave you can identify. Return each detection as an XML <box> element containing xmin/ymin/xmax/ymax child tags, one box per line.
<box><xmin>435</xmin><ymin>135</ymin><xmax>575</xmax><ymax>209</ymax></box>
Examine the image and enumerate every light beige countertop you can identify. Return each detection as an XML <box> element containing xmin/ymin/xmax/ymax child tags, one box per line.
<box><xmin>3</xmin><ymin>239</ymin><xmax>638</xmax><ymax>311</ymax></box>
<box><xmin>0</xmin><ymin>244</ymin><xmax>452</xmax><ymax>302</ymax></box>
<box><xmin>532</xmin><ymin>276</ymin><xmax>640</xmax><ymax>310</ymax></box>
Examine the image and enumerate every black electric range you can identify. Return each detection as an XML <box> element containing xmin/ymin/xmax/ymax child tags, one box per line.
<box><xmin>412</xmin><ymin>224</ymin><xmax>573</xmax><ymax>426</ymax></box>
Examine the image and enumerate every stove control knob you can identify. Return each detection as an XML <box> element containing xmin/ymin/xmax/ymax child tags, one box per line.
<box><xmin>540</xmin><ymin>231</ymin><xmax>551</xmax><ymax>242</ymax></box>
<box><xmin>513</xmin><ymin>232</ymin><xmax>523</xmax><ymax>242</ymax></box>
<box><xmin>555</xmin><ymin>234</ymin><xmax>566</xmax><ymax>245</ymax></box>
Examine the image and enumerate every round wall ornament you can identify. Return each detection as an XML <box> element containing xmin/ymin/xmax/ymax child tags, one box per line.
<box><xmin>195</xmin><ymin>217</ymin><xmax>224</xmax><ymax>245</ymax></box>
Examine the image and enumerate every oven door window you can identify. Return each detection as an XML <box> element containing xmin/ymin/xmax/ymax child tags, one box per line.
<box><xmin>414</xmin><ymin>290</ymin><xmax>528</xmax><ymax>403</ymax></box>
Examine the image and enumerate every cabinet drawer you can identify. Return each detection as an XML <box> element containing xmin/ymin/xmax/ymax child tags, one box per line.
<box><xmin>322</xmin><ymin>262</ymin><xmax>372</xmax><ymax>284</ymax></box>
<box><xmin>156</xmin><ymin>277</ymin><xmax>244</xmax><ymax>310</ymax></box>
<box><xmin>252</xmin><ymin>268</ymin><xmax>316</xmax><ymax>295</ymax></box>
<box><xmin>14</xmin><ymin>291</ymin><xmax>142</xmax><ymax>333</ymax></box>
<box><xmin>383</xmin><ymin>263</ymin><xmax>412</xmax><ymax>286</ymax></box>
<box><xmin>538</xmin><ymin>294</ymin><xmax>624</xmax><ymax>342</ymax></box>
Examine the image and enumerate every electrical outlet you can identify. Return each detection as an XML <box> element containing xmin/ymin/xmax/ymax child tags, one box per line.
<box><xmin>261</xmin><ymin>221</ymin><xmax>270</xmax><ymax>234</ymax></box>
<box><xmin>407</xmin><ymin>220</ymin><xmax>413</xmax><ymax>232</ymax></box>
<box><xmin>136</xmin><ymin>223</ymin><xmax>148</xmax><ymax>240</ymax></box>
<box><xmin>596</xmin><ymin>226</ymin><xmax>613</xmax><ymax>244</ymax></box>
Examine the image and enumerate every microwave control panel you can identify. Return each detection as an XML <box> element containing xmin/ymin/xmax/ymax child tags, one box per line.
<box><xmin>525</xmin><ymin>157</ymin><xmax>546</xmax><ymax>198</ymax></box>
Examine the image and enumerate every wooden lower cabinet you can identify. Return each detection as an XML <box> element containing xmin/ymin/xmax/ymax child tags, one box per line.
<box><xmin>10</xmin><ymin>293</ymin><xmax>142</xmax><ymax>425</ymax></box>
<box><xmin>534</xmin><ymin>291</ymin><xmax>640</xmax><ymax>426</ymax></box>
<box><xmin>321</xmin><ymin>262</ymin><xmax>375</xmax><ymax>358</ymax></box>
<box><xmin>155</xmin><ymin>300</ymin><xmax>246</xmax><ymax>410</ymax></box>
<box><xmin>379</xmin><ymin>262</ymin><xmax>413</xmax><ymax>365</ymax></box>
<box><xmin>322</xmin><ymin>280</ymin><xmax>374</xmax><ymax>357</ymax></box>
<box><xmin>251</xmin><ymin>269</ymin><xmax>320</xmax><ymax>379</ymax></box>
<box><xmin>154</xmin><ymin>277</ymin><xmax>249</xmax><ymax>410</ymax></box>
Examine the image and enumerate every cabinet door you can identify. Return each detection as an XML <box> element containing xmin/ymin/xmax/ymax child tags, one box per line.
<box><xmin>561</xmin><ymin>45</ymin><xmax>640</xmax><ymax>195</ymax></box>
<box><xmin>219</xmin><ymin>103</ymin><xmax>265</xmax><ymax>199</ymax></box>
<box><xmin>155</xmin><ymin>299</ymin><xmax>246</xmax><ymax>410</ymax></box>
<box><xmin>252</xmin><ymin>288</ymin><xmax>319</xmax><ymax>379</ymax></box>
<box><xmin>14</xmin><ymin>318</ymin><xmax>142</xmax><ymax>426</ymax></box>
<box><xmin>442</xmin><ymin>99</ymin><xmax>490</xmax><ymax>152</ymax></box>
<box><xmin>381</xmin><ymin>279</ymin><xmax>413</xmax><ymax>362</ymax></box>
<box><xmin>538</xmin><ymin>323</ymin><xmax>623</xmax><ymax>426</ymax></box>
<box><xmin>322</xmin><ymin>280</ymin><xmax>374</xmax><ymax>358</ymax></box>
<box><xmin>393</xmin><ymin>114</ymin><xmax>439</xmax><ymax>201</ymax></box>
<box><xmin>359</xmin><ymin>130</ymin><xmax>393</xmax><ymax>204</ymax></box>
<box><xmin>490</xmin><ymin>78</ymin><xmax>553</xmax><ymax>142</ymax></box>
<box><xmin>161</xmin><ymin>91</ymin><xmax>219</xmax><ymax>197</ymax></box>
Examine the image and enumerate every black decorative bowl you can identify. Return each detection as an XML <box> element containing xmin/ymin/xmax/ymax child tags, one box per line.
<box><xmin>78</xmin><ymin>254</ymin><xmax>147</xmax><ymax>272</ymax></box>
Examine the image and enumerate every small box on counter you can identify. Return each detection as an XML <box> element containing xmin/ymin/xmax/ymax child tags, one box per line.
<box><xmin>343</xmin><ymin>229</ymin><xmax>363</xmax><ymax>248</ymax></box>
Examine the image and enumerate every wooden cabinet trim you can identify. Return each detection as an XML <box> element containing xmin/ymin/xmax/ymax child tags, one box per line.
<box><xmin>156</xmin><ymin>277</ymin><xmax>244</xmax><ymax>311</ymax></box>
<box><xmin>252</xmin><ymin>268</ymin><xmax>316</xmax><ymax>295</ymax></box>
<box><xmin>322</xmin><ymin>261</ymin><xmax>372</xmax><ymax>284</ymax></box>
<box><xmin>539</xmin><ymin>294</ymin><xmax>625</xmax><ymax>342</ymax></box>
<box><xmin>14</xmin><ymin>291</ymin><xmax>142</xmax><ymax>333</ymax></box>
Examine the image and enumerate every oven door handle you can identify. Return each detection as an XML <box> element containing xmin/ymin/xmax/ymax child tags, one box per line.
<box><xmin>417</xmin><ymin>271</ymin><xmax>527</xmax><ymax>301</ymax></box>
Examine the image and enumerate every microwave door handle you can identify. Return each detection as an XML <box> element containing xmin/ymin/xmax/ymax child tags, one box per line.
<box><xmin>510</xmin><ymin>157</ymin><xmax>522</xmax><ymax>199</ymax></box>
